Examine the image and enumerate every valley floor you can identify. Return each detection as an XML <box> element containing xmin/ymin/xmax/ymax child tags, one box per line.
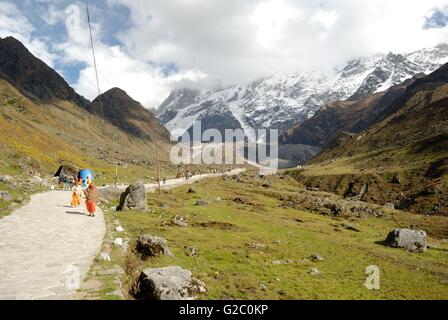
<box><xmin>85</xmin><ymin>171</ymin><xmax>448</xmax><ymax>300</ymax></box>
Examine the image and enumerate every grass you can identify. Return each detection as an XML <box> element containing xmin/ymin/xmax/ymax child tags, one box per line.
<box><xmin>92</xmin><ymin>173</ymin><xmax>448</xmax><ymax>300</ymax></box>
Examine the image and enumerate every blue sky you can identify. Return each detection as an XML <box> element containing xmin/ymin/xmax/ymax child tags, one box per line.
<box><xmin>1</xmin><ymin>0</ymin><xmax>448</xmax><ymax>108</ymax></box>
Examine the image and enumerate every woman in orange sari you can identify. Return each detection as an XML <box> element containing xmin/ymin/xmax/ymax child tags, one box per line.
<box><xmin>84</xmin><ymin>182</ymin><xmax>99</xmax><ymax>217</ymax></box>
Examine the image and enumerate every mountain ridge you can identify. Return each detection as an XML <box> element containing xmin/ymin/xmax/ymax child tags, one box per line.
<box><xmin>158</xmin><ymin>44</ymin><xmax>448</xmax><ymax>138</ymax></box>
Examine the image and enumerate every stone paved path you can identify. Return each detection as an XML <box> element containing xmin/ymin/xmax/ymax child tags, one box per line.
<box><xmin>0</xmin><ymin>191</ymin><xmax>105</xmax><ymax>300</ymax></box>
<box><xmin>0</xmin><ymin>169</ymin><xmax>245</xmax><ymax>300</ymax></box>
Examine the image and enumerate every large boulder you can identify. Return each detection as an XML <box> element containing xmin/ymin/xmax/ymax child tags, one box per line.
<box><xmin>134</xmin><ymin>266</ymin><xmax>206</xmax><ymax>300</ymax></box>
<box><xmin>137</xmin><ymin>235</ymin><xmax>173</xmax><ymax>258</ymax></box>
<box><xmin>117</xmin><ymin>183</ymin><xmax>147</xmax><ymax>211</ymax></box>
<box><xmin>385</xmin><ymin>229</ymin><xmax>427</xmax><ymax>253</ymax></box>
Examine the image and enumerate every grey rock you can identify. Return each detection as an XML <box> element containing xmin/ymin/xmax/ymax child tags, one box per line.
<box><xmin>0</xmin><ymin>175</ymin><xmax>13</xmax><ymax>183</ymax></box>
<box><xmin>272</xmin><ymin>260</ymin><xmax>294</xmax><ymax>265</ymax></box>
<box><xmin>0</xmin><ymin>191</ymin><xmax>12</xmax><ymax>202</ymax></box>
<box><xmin>196</xmin><ymin>199</ymin><xmax>209</xmax><ymax>206</ymax></box>
<box><xmin>172</xmin><ymin>215</ymin><xmax>188</xmax><ymax>227</ymax></box>
<box><xmin>185</xmin><ymin>246</ymin><xmax>199</xmax><ymax>257</ymax></box>
<box><xmin>384</xmin><ymin>202</ymin><xmax>395</xmax><ymax>210</ymax></box>
<box><xmin>137</xmin><ymin>235</ymin><xmax>173</xmax><ymax>258</ymax></box>
<box><xmin>100</xmin><ymin>252</ymin><xmax>111</xmax><ymax>261</ymax></box>
<box><xmin>310</xmin><ymin>253</ymin><xmax>325</xmax><ymax>262</ymax></box>
<box><xmin>309</xmin><ymin>268</ymin><xmax>320</xmax><ymax>276</ymax></box>
<box><xmin>117</xmin><ymin>183</ymin><xmax>147</xmax><ymax>211</ymax></box>
<box><xmin>385</xmin><ymin>229</ymin><xmax>427</xmax><ymax>253</ymax></box>
<box><xmin>134</xmin><ymin>266</ymin><xmax>207</xmax><ymax>300</ymax></box>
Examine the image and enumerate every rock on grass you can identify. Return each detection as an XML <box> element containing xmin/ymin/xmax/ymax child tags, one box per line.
<box><xmin>137</xmin><ymin>235</ymin><xmax>174</xmax><ymax>258</ymax></box>
<box><xmin>134</xmin><ymin>266</ymin><xmax>207</xmax><ymax>300</ymax></box>
<box><xmin>385</xmin><ymin>229</ymin><xmax>427</xmax><ymax>253</ymax></box>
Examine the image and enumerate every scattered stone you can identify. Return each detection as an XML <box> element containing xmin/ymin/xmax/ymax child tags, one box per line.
<box><xmin>134</xmin><ymin>266</ymin><xmax>207</xmax><ymax>300</ymax></box>
<box><xmin>100</xmin><ymin>252</ymin><xmax>111</xmax><ymax>261</ymax></box>
<box><xmin>172</xmin><ymin>215</ymin><xmax>188</xmax><ymax>227</ymax></box>
<box><xmin>215</xmin><ymin>197</ymin><xmax>222</xmax><ymax>202</ymax></box>
<box><xmin>310</xmin><ymin>253</ymin><xmax>325</xmax><ymax>262</ymax></box>
<box><xmin>260</xmin><ymin>284</ymin><xmax>268</xmax><ymax>291</ymax></box>
<box><xmin>137</xmin><ymin>235</ymin><xmax>173</xmax><ymax>258</ymax></box>
<box><xmin>117</xmin><ymin>183</ymin><xmax>148</xmax><ymax>211</ymax></box>
<box><xmin>114</xmin><ymin>238</ymin><xmax>123</xmax><ymax>246</ymax></box>
<box><xmin>0</xmin><ymin>191</ymin><xmax>12</xmax><ymax>202</ymax></box>
<box><xmin>384</xmin><ymin>202</ymin><xmax>395</xmax><ymax>210</ymax></box>
<box><xmin>309</xmin><ymin>268</ymin><xmax>320</xmax><ymax>276</ymax></box>
<box><xmin>116</xmin><ymin>226</ymin><xmax>124</xmax><ymax>232</ymax></box>
<box><xmin>185</xmin><ymin>246</ymin><xmax>199</xmax><ymax>257</ymax></box>
<box><xmin>0</xmin><ymin>175</ymin><xmax>13</xmax><ymax>183</ymax></box>
<box><xmin>246</xmin><ymin>243</ymin><xmax>267</xmax><ymax>251</ymax></box>
<box><xmin>385</xmin><ymin>229</ymin><xmax>427</xmax><ymax>253</ymax></box>
<box><xmin>195</xmin><ymin>199</ymin><xmax>209</xmax><ymax>207</ymax></box>
<box><xmin>262</xmin><ymin>183</ymin><xmax>271</xmax><ymax>188</ymax></box>
<box><xmin>187</xmin><ymin>188</ymin><xmax>196</xmax><ymax>194</ymax></box>
<box><xmin>272</xmin><ymin>260</ymin><xmax>294</xmax><ymax>265</ymax></box>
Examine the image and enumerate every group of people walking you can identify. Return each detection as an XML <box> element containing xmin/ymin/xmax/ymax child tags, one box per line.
<box><xmin>69</xmin><ymin>177</ymin><xmax>99</xmax><ymax>217</ymax></box>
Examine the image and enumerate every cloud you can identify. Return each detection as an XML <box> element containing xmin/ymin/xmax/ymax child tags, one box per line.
<box><xmin>111</xmin><ymin>0</ymin><xmax>448</xmax><ymax>93</ymax></box>
<box><xmin>424</xmin><ymin>7</ymin><xmax>448</xmax><ymax>29</ymax></box>
<box><xmin>0</xmin><ymin>1</ymin><xmax>57</xmax><ymax>67</ymax></box>
<box><xmin>2</xmin><ymin>0</ymin><xmax>448</xmax><ymax>108</ymax></box>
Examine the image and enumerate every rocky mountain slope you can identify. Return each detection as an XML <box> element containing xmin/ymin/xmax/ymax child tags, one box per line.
<box><xmin>280</xmin><ymin>75</ymin><xmax>423</xmax><ymax>147</ymax></box>
<box><xmin>0</xmin><ymin>37</ymin><xmax>89</xmax><ymax>108</ymax></box>
<box><xmin>89</xmin><ymin>88</ymin><xmax>170</xmax><ymax>141</ymax></box>
<box><xmin>158</xmin><ymin>44</ymin><xmax>448</xmax><ymax>138</ymax></box>
<box><xmin>0</xmin><ymin>37</ymin><xmax>175</xmax><ymax>208</ymax></box>
<box><xmin>290</xmin><ymin>63</ymin><xmax>448</xmax><ymax>215</ymax></box>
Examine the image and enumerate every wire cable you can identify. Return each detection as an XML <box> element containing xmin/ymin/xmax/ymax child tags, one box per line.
<box><xmin>85</xmin><ymin>0</ymin><xmax>104</xmax><ymax>119</ymax></box>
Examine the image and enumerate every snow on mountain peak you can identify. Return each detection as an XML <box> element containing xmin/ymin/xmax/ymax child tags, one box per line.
<box><xmin>158</xmin><ymin>44</ymin><xmax>448</xmax><ymax>139</ymax></box>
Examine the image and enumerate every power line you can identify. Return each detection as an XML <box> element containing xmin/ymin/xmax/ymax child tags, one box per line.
<box><xmin>85</xmin><ymin>0</ymin><xmax>104</xmax><ymax>119</ymax></box>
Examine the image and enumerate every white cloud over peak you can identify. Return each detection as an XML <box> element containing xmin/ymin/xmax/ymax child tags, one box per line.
<box><xmin>1</xmin><ymin>0</ymin><xmax>448</xmax><ymax>108</ymax></box>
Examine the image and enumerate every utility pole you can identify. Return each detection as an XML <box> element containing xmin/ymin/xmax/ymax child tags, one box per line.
<box><xmin>156</xmin><ymin>143</ymin><xmax>161</xmax><ymax>195</ymax></box>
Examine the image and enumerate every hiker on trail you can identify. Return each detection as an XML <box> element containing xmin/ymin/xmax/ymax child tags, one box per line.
<box><xmin>84</xmin><ymin>182</ymin><xmax>99</xmax><ymax>217</ymax></box>
<box><xmin>70</xmin><ymin>179</ymin><xmax>82</xmax><ymax>208</ymax></box>
<box><xmin>64</xmin><ymin>176</ymin><xmax>71</xmax><ymax>190</ymax></box>
<box><xmin>58</xmin><ymin>176</ymin><xmax>64</xmax><ymax>190</ymax></box>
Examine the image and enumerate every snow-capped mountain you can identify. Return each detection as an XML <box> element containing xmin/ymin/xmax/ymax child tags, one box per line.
<box><xmin>158</xmin><ymin>44</ymin><xmax>448</xmax><ymax>139</ymax></box>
